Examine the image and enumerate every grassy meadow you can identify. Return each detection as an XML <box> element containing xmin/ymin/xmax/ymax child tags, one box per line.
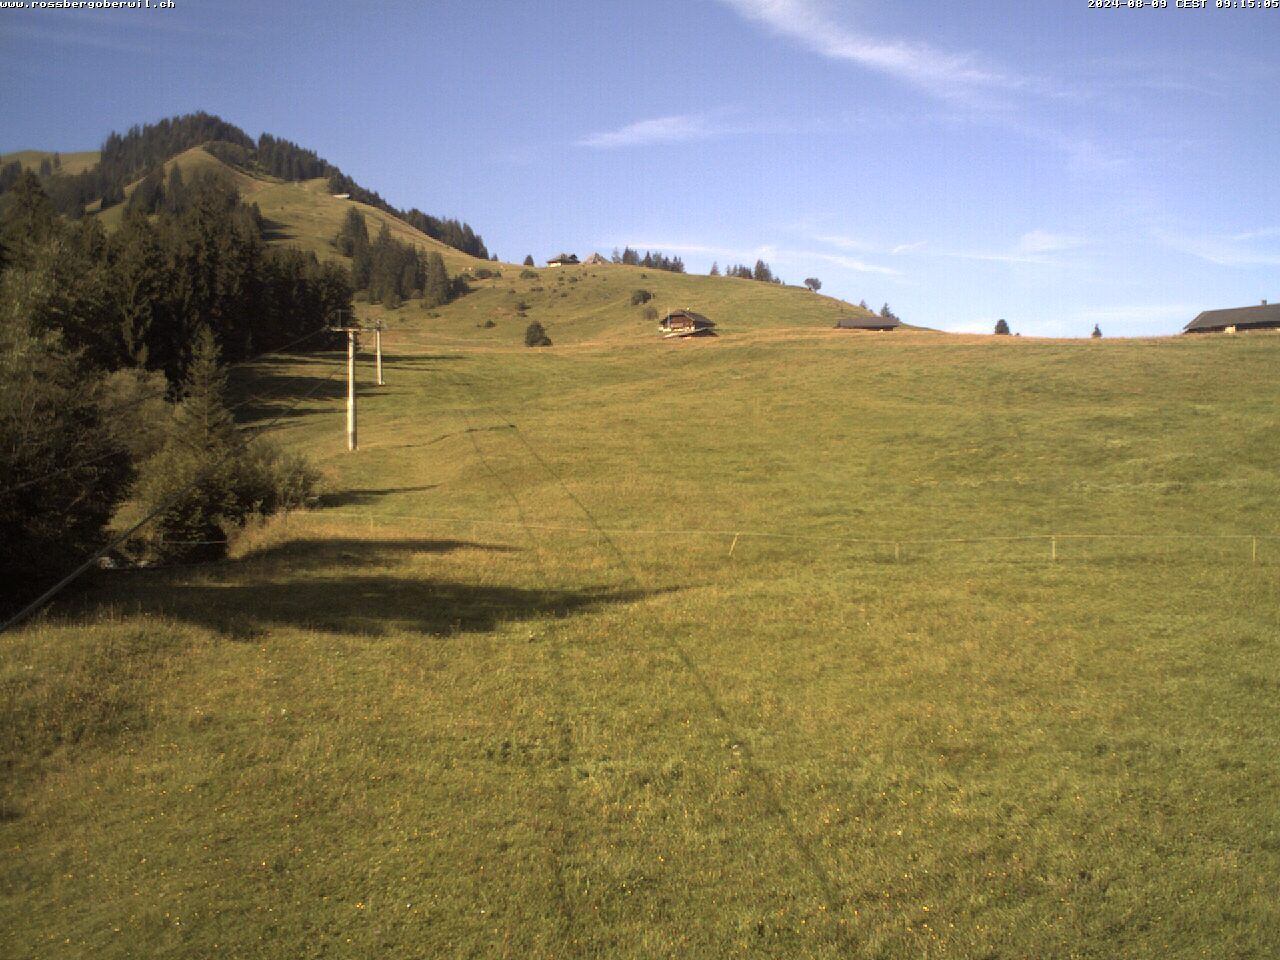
<box><xmin>3</xmin><ymin>273</ymin><xmax>1279</xmax><ymax>958</ymax></box>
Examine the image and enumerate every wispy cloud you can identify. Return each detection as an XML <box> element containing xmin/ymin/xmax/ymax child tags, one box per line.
<box><xmin>938</xmin><ymin>230</ymin><xmax>1088</xmax><ymax>266</ymax></box>
<box><xmin>1153</xmin><ymin>228</ymin><xmax>1280</xmax><ymax>267</ymax></box>
<box><xmin>579</xmin><ymin>114</ymin><xmax>720</xmax><ymax>149</ymax></box>
<box><xmin>608</xmin><ymin>239</ymin><xmax>900</xmax><ymax>276</ymax></box>
<box><xmin>716</xmin><ymin>0</ymin><xmax>1028</xmax><ymax>102</ymax></box>
<box><xmin>1016</xmin><ymin>230</ymin><xmax>1086</xmax><ymax>255</ymax></box>
<box><xmin>814</xmin><ymin>229</ymin><xmax>1081</xmax><ymax>266</ymax></box>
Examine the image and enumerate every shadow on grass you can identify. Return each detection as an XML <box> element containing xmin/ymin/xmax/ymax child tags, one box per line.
<box><xmin>316</xmin><ymin>485</ymin><xmax>439</xmax><ymax>508</ymax></box>
<box><xmin>238</xmin><ymin>536</ymin><xmax>514</xmax><ymax>567</ymax></box>
<box><xmin>377</xmin><ymin>353</ymin><xmax>467</xmax><ymax>365</ymax></box>
<box><xmin>123</xmin><ymin>575</ymin><xmax>651</xmax><ymax>640</ymax></box>
<box><xmin>74</xmin><ymin>538</ymin><xmax>661</xmax><ymax>640</ymax></box>
<box><xmin>258</xmin><ymin>216</ymin><xmax>294</xmax><ymax>243</ymax></box>
<box><xmin>228</xmin><ymin>369</ymin><xmax>349</xmax><ymax>423</ymax></box>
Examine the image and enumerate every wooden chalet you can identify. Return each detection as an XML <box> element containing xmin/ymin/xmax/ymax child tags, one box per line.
<box><xmin>583</xmin><ymin>252</ymin><xmax>609</xmax><ymax>265</ymax></box>
<box><xmin>546</xmin><ymin>253</ymin><xmax>579</xmax><ymax>267</ymax></box>
<box><xmin>1183</xmin><ymin>301</ymin><xmax>1280</xmax><ymax>334</ymax></box>
<box><xmin>660</xmin><ymin>309</ymin><xmax>716</xmax><ymax>338</ymax></box>
<box><xmin>834</xmin><ymin>316</ymin><xmax>900</xmax><ymax>331</ymax></box>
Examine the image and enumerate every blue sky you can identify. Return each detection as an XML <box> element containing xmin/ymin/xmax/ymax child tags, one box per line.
<box><xmin>2</xmin><ymin>0</ymin><xmax>1278</xmax><ymax>335</ymax></box>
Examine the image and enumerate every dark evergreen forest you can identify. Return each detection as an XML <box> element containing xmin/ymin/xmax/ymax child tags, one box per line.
<box><xmin>0</xmin><ymin>111</ymin><xmax>490</xmax><ymax>259</ymax></box>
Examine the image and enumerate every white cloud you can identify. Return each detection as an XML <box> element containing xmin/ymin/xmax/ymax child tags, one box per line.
<box><xmin>1154</xmin><ymin>229</ymin><xmax>1280</xmax><ymax>268</ymax></box>
<box><xmin>716</xmin><ymin>0</ymin><xmax>1024</xmax><ymax>101</ymax></box>
<box><xmin>937</xmin><ymin>321</ymin><xmax>997</xmax><ymax>335</ymax></box>
<box><xmin>891</xmin><ymin>241</ymin><xmax>928</xmax><ymax>255</ymax></box>
<box><xmin>808</xmin><ymin>252</ymin><xmax>901</xmax><ymax>276</ymax></box>
<box><xmin>579</xmin><ymin>115</ymin><xmax>718</xmax><ymax>149</ymax></box>
<box><xmin>1017</xmin><ymin>230</ymin><xmax>1086</xmax><ymax>254</ymax></box>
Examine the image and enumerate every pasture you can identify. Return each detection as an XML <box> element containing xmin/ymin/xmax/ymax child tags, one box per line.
<box><xmin>2</xmin><ymin>325</ymin><xmax>1277</xmax><ymax>958</ymax></box>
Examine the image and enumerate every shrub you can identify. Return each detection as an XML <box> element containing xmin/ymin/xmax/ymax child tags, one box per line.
<box><xmin>642</xmin><ymin>306</ymin><xmax>658</xmax><ymax>321</ymax></box>
<box><xmin>472</xmin><ymin>266</ymin><xmax>501</xmax><ymax>280</ymax></box>
<box><xmin>133</xmin><ymin>329</ymin><xmax>320</xmax><ymax>564</ymax></box>
<box><xmin>630</xmin><ymin>289</ymin><xmax>653</xmax><ymax>306</ymax></box>
<box><xmin>519</xmin><ymin>269</ymin><xmax>538</xmax><ymax>280</ymax></box>
<box><xmin>524</xmin><ymin>321</ymin><xmax>552</xmax><ymax>347</ymax></box>
<box><xmin>484</xmin><ymin>319</ymin><xmax>496</xmax><ymax>328</ymax></box>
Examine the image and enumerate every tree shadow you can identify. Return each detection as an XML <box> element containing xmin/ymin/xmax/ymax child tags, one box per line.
<box><xmin>227</xmin><ymin>369</ymin><xmax>349</xmax><ymax>423</ymax></box>
<box><xmin>72</xmin><ymin>537</ymin><xmax>668</xmax><ymax>640</ymax></box>
<box><xmin>258</xmin><ymin>216</ymin><xmax>294</xmax><ymax>243</ymax></box>
<box><xmin>315</xmin><ymin>486</ymin><xmax>440</xmax><ymax>508</ymax></box>
<box><xmin>238</xmin><ymin>536</ymin><xmax>513</xmax><ymax>568</ymax></box>
<box><xmin>376</xmin><ymin>353</ymin><xmax>468</xmax><ymax>366</ymax></box>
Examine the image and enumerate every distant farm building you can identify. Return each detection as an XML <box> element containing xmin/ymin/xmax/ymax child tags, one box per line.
<box><xmin>1183</xmin><ymin>301</ymin><xmax>1280</xmax><ymax>334</ymax></box>
<box><xmin>660</xmin><ymin>310</ymin><xmax>716</xmax><ymax>338</ymax></box>
<box><xmin>547</xmin><ymin>253</ymin><xmax>579</xmax><ymax>267</ymax></box>
<box><xmin>583</xmin><ymin>252</ymin><xmax>608</xmax><ymax>265</ymax></box>
<box><xmin>834</xmin><ymin>316</ymin><xmax>900</xmax><ymax>332</ymax></box>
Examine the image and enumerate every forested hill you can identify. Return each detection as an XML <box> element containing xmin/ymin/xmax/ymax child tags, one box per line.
<box><xmin>0</xmin><ymin>112</ymin><xmax>490</xmax><ymax>259</ymax></box>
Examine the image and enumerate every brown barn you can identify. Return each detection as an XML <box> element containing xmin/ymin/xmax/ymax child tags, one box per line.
<box><xmin>834</xmin><ymin>316</ymin><xmax>900</xmax><ymax>331</ymax></box>
<box><xmin>1183</xmin><ymin>301</ymin><xmax>1280</xmax><ymax>334</ymax></box>
<box><xmin>659</xmin><ymin>310</ymin><xmax>716</xmax><ymax>338</ymax></box>
<box><xmin>546</xmin><ymin>253</ymin><xmax>579</xmax><ymax>267</ymax></box>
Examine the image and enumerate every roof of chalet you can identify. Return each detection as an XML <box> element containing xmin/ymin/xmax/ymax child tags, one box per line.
<box><xmin>662</xmin><ymin>310</ymin><xmax>715</xmax><ymax>327</ymax></box>
<box><xmin>547</xmin><ymin>253</ymin><xmax>579</xmax><ymax>264</ymax></box>
<box><xmin>835</xmin><ymin>316</ymin><xmax>901</xmax><ymax>329</ymax></box>
<box><xmin>1183</xmin><ymin>301</ymin><xmax>1280</xmax><ymax>332</ymax></box>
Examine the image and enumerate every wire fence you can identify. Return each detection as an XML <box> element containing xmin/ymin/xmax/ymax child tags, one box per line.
<box><xmin>298</xmin><ymin>509</ymin><xmax>1278</xmax><ymax>566</ymax></box>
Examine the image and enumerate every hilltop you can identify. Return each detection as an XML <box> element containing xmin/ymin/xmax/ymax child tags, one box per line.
<box><xmin>94</xmin><ymin>143</ymin><xmax>880</xmax><ymax>342</ymax></box>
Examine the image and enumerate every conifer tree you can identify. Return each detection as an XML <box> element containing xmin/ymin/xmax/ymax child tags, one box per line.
<box><xmin>422</xmin><ymin>251</ymin><xmax>450</xmax><ymax>308</ymax></box>
<box><xmin>709</xmin><ymin>261</ymin><xmax>720</xmax><ymax>276</ymax></box>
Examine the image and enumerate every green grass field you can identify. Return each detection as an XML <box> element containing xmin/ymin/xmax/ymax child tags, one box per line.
<box><xmin>0</xmin><ymin>150</ymin><xmax>100</xmax><ymax>176</ymax></box>
<box><xmin>3</xmin><ymin>307</ymin><xmax>1277</xmax><ymax>958</ymax></box>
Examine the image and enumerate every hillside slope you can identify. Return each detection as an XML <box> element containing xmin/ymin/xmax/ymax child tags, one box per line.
<box><xmin>3</xmin><ymin>327</ymin><xmax>1277</xmax><ymax>958</ymax></box>
<box><xmin>91</xmin><ymin>146</ymin><xmax>491</xmax><ymax>276</ymax></box>
<box><xmin>0</xmin><ymin>149</ymin><xmax>100</xmax><ymax>175</ymax></box>
<box><xmin>380</xmin><ymin>258</ymin><xmax>880</xmax><ymax>346</ymax></box>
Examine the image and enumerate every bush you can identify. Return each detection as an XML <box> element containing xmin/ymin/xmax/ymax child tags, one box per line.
<box><xmin>630</xmin><ymin>289</ymin><xmax>653</xmax><ymax>306</ymax></box>
<box><xmin>524</xmin><ymin>321</ymin><xmax>552</xmax><ymax>347</ymax></box>
<box><xmin>472</xmin><ymin>266</ymin><xmax>501</xmax><ymax>280</ymax></box>
<box><xmin>484</xmin><ymin>319</ymin><xmax>496</xmax><ymax>328</ymax></box>
<box><xmin>133</xmin><ymin>329</ymin><xmax>320</xmax><ymax>564</ymax></box>
<box><xmin>642</xmin><ymin>306</ymin><xmax>658</xmax><ymax>321</ymax></box>
<box><xmin>519</xmin><ymin>269</ymin><xmax>538</xmax><ymax>280</ymax></box>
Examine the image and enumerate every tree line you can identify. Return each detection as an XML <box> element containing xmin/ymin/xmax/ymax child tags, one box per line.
<box><xmin>0</xmin><ymin>168</ymin><xmax>350</xmax><ymax>608</ymax></box>
<box><xmin>333</xmin><ymin>207</ymin><xmax>463</xmax><ymax>310</ymax></box>
<box><xmin>610</xmin><ymin>248</ymin><xmax>687</xmax><ymax>273</ymax></box>
<box><xmin>0</xmin><ymin>111</ymin><xmax>491</xmax><ymax>259</ymax></box>
<box><xmin>712</xmin><ymin>260</ymin><xmax>785</xmax><ymax>284</ymax></box>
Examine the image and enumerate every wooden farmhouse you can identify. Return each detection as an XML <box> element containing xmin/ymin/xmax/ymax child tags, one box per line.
<box><xmin>834</xmin><ymin>316</ymin><xmax>900</xmax><ymax>332</ymax></box>
<box><xmin>1183</xmin><ymin>301</ymin><xmax>1280</xmax><ymax>334</ymax></box>
<box><xmin>546</xmin><ymin>253</ymin><xmax>579</xmax><ymax>267</ymax></box>
<box><xmin>583</xmin><ymin>252</ymin><xmax>609</xmax><ymax>265</ymax></box>
<box><xmin>660</xmin><ymin>309</ymin><xmax>716</xmax><ymax>338</ymax></box>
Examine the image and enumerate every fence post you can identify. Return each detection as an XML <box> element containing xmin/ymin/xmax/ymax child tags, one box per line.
<box><xmin>1253</xmin><ymin>537</ymin><xmax>1258</xmax><ymax>564</ymax></box>
<box><xmin>1051</xmin><ymin>536</ymin><xmax>1057</xmax><ymax>562</ymax></box>
<box><xmin>729</xmin><ymin>533</ymin><xmax>740</xmax><ymax>558</ymax></box>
